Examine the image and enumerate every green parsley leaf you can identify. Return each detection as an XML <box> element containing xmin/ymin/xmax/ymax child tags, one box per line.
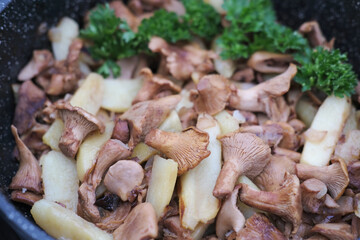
<box><xmin>294</xmin><ymin>47</ymin><xmax>358</xmax><ymax>97</ymax></box>
<box><xmin>97</xmin><ymin>60</ymin><xmax>121</xmax><ymax>78</ymax></box>
<box><xmin>182</xmin><ymin>0</ymin><xmax>222</xmax><ymax>40</ymax></box>
<box><xmin>137</xmin><ymin>9</ymin><xmax>191</xmax><ymax>44</ymax></box>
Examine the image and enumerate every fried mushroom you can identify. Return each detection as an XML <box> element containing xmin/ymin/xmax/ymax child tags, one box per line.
<box><xmin>18</xmin><ymin>50</ymin><xmax>54</xmax><ymax>81</ymax></box>
<box><xmin>298</xmin><ymin>21</ymin><xmax>335</xmax><ymax>50</ymax></box>
<box><xmin>145</xmin><ymin>127</ymin><xmax>210</xmax><ymax>175</ymax></box>
<box><xmin>311</xmin><ymin>223</ymin><xmax>355</xmax><ymax>240</ymax></box>
<box><xmin>247</xmin><ymin>51</ymin><xmax>293</xmax><ymax>74</ymax></box>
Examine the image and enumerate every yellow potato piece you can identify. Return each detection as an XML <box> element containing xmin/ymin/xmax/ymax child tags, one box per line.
<box><xmin>40</xmin><ymin>151</ymin><xmax>78</xmax><ymax>212</ymax></box>
<box><xmin>131</xmin><ymin>142</ymin><xmax>157</xmax><ymax>164</ymax></box>
<box><xmin>31</xmin><ymin>199</ymin><xmax>113</xmax><ymax>240</ymax></box>
<box><xmin>42</xmin><ymin>119</ymin><xmax>64</xmax><ymax>151</ymax></box>
<box><xmin>70</xmin><ymin>73</ymin><xmax>104</xmax><ymax>115</ymax></box>
<box><xmin>77</xmin><ymin>121</ymin><xmax>115</xmax><ymax>182</ymax></box>
<box><xmin>146</xmin><ymin>155</ymin><xmax>178</xmax><ymax>219</ymax></box>
<box><xmin>159</xmin><ymin>110</ymin><xmax>182</xmax><ymax>132</ymax></box>
<box><xmin>214</xmin><ymin>110</ymin><xmax>241</xmax><ymax>135</ymax></box>
<box><xmin>101</xmin><ymin>78</ymin><xmax>143</xmax><ymax>113</ymax></box>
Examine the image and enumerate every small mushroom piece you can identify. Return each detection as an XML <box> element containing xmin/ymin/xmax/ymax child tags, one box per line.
<box><xmin>104</xmin><ymin>160</ymin><xmax>144</xmax><ymax>202</ymax></box>
<box><xmin>239</xmin><ymin>173</ymin><xmax>302</xmax><ymax>233</ymax></box>
<box><xmin>300</xmin><ymin>178</ymin><xmax>328</xmax><ymax>213</ymax></box>
<box><xmin>18</xmin><ymin>50</ymin><xmax>54</xmax><ymax>81</ymax></box>
<box><xmin>145</xmin><ymin>127</ymin><xmax>210</xmax><ymax>175</ymax></box>
<box><xmin>121</xmin><ymin>94</ymin><xmax>181</xmax><ymax>148</ymax></box>
<box><xmin>320</xmin><ymin>195</ymin><xmax>354</xmax><ymax>216</ymax></box>
<box><xmin>111</xmin><ymin>119</ymin><xmax>130</xmax><ymax>144</ymax></box>
<box><xmin>56</xmin><ymin>102</ymin><xmax>105</xmax><ymax>158</ymax></box>
<box><xmin>213</xmin><ymin>132</ymin><xmax>271</xmax><ymax>198</ymax></box>
<box><xmin>236</xmin><ymin>213</ymin><xmax>287</xmax><ymax>240</ymax></box>
<box><xmin>96</xmin><ymin>201</ymin><xmax>132</xmax><ymax>233</ymax></box>
<box><xmin>231</xmin><ymin>68</ymin><xmax>254</xmax><ymax>82</ymax></box>
<box><xmin>311</xmin><ymin>223</ymin><xmax>355</xmax><ymax>240</ymax></box>
<box><xmin>229</xmin><ymin>64</ymin><xmax>297</xmax><ymax>113</ymax></box>
<box><xmin>132</xmin><ymin>68</ymin><xmax>181</xmax><ymax>104</ymax></box>
<box><xmin>347</xmin><ymin>161</ymin><xmax>360</xmax><ymax>191</ymax></box>
<box><xmin>273</xmin><ymin>147</ymin><xmax>301</xmax><ymax>163</ymax></box>
<box><xmin>13</xmin><ymin>81</ymin><xmax>46</xmax><ymax>135</ymax></box>
<box><xmin>247</xmin><ymin>51</ymin><xmax>293</xmax><ymax>74</ymax></box>
<box><xmin>178</xmin><ymin>107</ymin><xmax>198</xmax><ymax>129</ymax></box>
<box><xmin>11</xmin><ymin>190</ymin><xmax>42</xmax><ymax>206</ymax></box>
<box><xmin>298</xmin><ymin>21</ymin><xmax>334</xmax><ymax>49</ymax></box>
<box><xmin>216</xmin><ymin>185</ymin><xmax>245</xmax><ymax>239</ymax></box>
<box><xmin>162</xmin><ymin>216</ymin><xmax>193</xmax><ymax>240</ymax></box>
<box><xmin>253</xmin><ymin>155</ymin><xmax>296</xmax><ymax>191</ymax></box>
<box><xmin>113</xmin><ymin>202</ymin><xmax>158</xmax><ymax>240</ymax></box>
<box><xmin>296</xmin><ymin>158</ymin><xmax>349</xmax><ymax>200</ymax></box>
<box><xmin>191</xmin><ymin>74</ymin><xmax>231</xmax><ymax>115</ymax></box>
<box><xmin>9</xmin><ymin>126</ymin><xmax>42</xmax><ymax>194</ymax></box>
<box><xmin>238</xmin><ymin>123</ymin><xmax>283</xmax><ymax>147</ymax></box>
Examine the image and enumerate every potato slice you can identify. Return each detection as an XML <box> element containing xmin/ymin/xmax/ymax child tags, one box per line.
<box><xmin>48</xmin><ymin>17</ymin><xmax>79</xmax><ymax>61</ymax></box>
<box><xmin>131</xmin><ymin>142</ymin><xmax>157</xmax><ymax>164</ymax></box>
<box><xmin>40</xmin><ymin>151</ymin><xmax>79</xmax><ymax>212</ymax></box>
<box><xmin>77</xmin><ymin>121</ymin><xmax>115</xmax><ymax>182</ymax></box>
<box><xmin>342</xmin><ymin>106</ymin><xmax>357</xmax><ymax>135</ymax></box>
<box><xmin>101</xmin><ymin>78</ymin><xmax>143</xmax><ymax>112</ymax></box>
<box><xmin>70</xmin><ymin>73</ymin><xmax>104</xmax><ymax>115</ymax></box>
<box><xmin>295</xmin><ymin>97</ymin><xmax>318</xmax><ymax>128</ymax></box>
<box><xmin>237</xmin><ymin>176</ymin><xmax>263</xmax><ymax>219</ymax></box>
<box><xmin>211</xmin><ymin>38</ymin><xmax>236</xmax><ymax>78</ymax></box>
<box><xmin>146</xmin><ymin>155</ymin><xmax>178</xmax><ymax>218</ymax></box>
<box><xmin>334</xmin><ymin>130</ymin><xmax>360</xmax><ymax>165</ymax></box>
<box><xmin>31</xmin><ymin>199</ymin><xmax>112</xmax><ymax>240</ymax></box>
<box><xmin>42</xmin><ymin>118</ymin><xmax>64</xmax><ymax>151</ymax></box>
<box><xmin>159</xmin><ymin>110</ymin><xmax>182</xmax><ymax>132</ymax></box>
<box><xmin>214</xmin><ymin>110</ymin><xmax>241</xmax><ymax>135</ymax></box>
<box><xmin>300</xmin><ymin>95</ymin><xmax>351</xmax><ymax>166</ymax></box>
<box><xmin>179</xmin><ymin>114</ymin><xmax>221</xmax><ymax>230</ymax></box>
<box><xmin>192</xmin><ymin>223</ymin><xmax>210</xmax><ymax>240</ymax></box>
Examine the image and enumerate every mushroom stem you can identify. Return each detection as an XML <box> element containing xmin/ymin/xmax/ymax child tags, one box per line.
<box><xmin>214</xmin><ymin>160</ymin><xmax>243</xmax><ymax>198</ymax></box>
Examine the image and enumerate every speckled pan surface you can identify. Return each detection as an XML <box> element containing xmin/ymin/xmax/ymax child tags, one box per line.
<box><xmin>0</xmin><ymin>0</ymin><xmax>359</xmax><ymax>239</ymax></box>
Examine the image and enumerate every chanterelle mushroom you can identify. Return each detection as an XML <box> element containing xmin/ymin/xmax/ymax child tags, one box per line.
<box><xmin>228</xmin><ymin>63</ymin><xmax>297</xmax><ymax>121</ymax></box>
<box><xmin>56</xmin><ymin>102</ymin><xmax>105</xmax><ymax>158</ymax></box>
<box><xmin>190</xmin><ymin>74</ymin><xmax>231</xmax><ymax>115</ymax></box>
<box><xmin>78</xmin><ymin>139</ymin><xmax>131</xmax><ymax>222</ymax></box>
<box><xmin>18</xmin><ymin>50</ymin><xmax>54</xmax><ymax>81</ymax></box>
<box><xmin>239</xmin><ymin>173</ymin><xmax>302</xmax><ymax>233</ymax></box>
<box><xmin>145</xmin><ymin>127</ymin><xmax>210</xmax><ymax>175</ymax></box>
<box><xmin>113</xmin><ymin>202</ymin><xmax>158</xmax><ymax>240</ymax></box>
<box><xmin>213</xmin><ymin>132</ymin><xmax>271</xmax><ymax>198</ymax></box>
<box><xmin>104</xmin><ymin>160</ymin><xmax>144</xmax><ymax>202</ymax></box>
<box><xmin>132</xmin><ymin>68</ymin><xmax>181</xmax><ymax>104</ymax></box>
<box><xmin>216</xmin><ymin>185</ymin><xmax>245</xmax><ymax>240</ymax></box>
<box><xmin>311</xmin><ymin>223</ymin><xmax>355</xmax><ymax>240</ymax></box>
<box><xmin>300</xmin><ymin>178</ymin><xmax>328</xmax><ymax>213</ymax></box>
<box><xmin>121</xmin><ymin>94</ymin><xmax>181</xmax><ymax>149</ymax></box>
<box><xmin>296</xmin><ymin>158</ymin><xmax>349</xmax><ymax>200</ymax></box>
<box><xmin>10</xmin><ymin>125</ymin><xmax>42</xmax><ymax>194</ymax></box>
<box><xmin>298</xmin><ymin>21</ymin><xmax>334</xmax><ymax>50</ymax></box>
<box><xmin>247</xmin><ymin>51</ymin><xmax>293</xmax><ymax>74</ymax></box>
<box><xmin>236</xmin><ymin>213</ymin><xmax>287</xmax><ymax>240</ymax></box>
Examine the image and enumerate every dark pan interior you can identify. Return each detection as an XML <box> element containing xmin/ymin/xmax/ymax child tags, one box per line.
<box><xmin>0</xmin><ymin>0</ymin><xmax>359</xmax><ymax>239</ymax></box>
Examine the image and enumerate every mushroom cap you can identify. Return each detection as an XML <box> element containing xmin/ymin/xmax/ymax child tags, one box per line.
<box><xmin>273</xmin><ymin>147</ymin><xmax>301</xmax><ymax>163</ymax></box>
<box><xmin>239</xmin><ymin>173</ymin><xmax>302</xmax><ymax>234</ymax></box>
<box><xmin>9</xmin><ymin>125</ymin><xmax>42</xmax><ymax>194</ymax></box>
<box><xmin>254</xmin><ymin>155</ymin><xmax>296</xmax><ymax>191</ymax></box>
<box><xmin>113</xmin><ymin>202</ymin><xmax>158</xmax><ymax>240</ymax></box>
<box><xmin>145</xmin><ymin>127</ymin><xmax>210</xmax><ymax>175</ymax></box>
<box><xmin>132</xmin><ymin>68</ymin><xmax>181</xmax><ymax>104</ymax></box>
<box><xmin>104</xmin><ymin>160</ymin><xmax>144</xmax><ymax>202</ymax></box>
<box><xmin>191</xmin><ymin>74</ymin><xmax>231</xmax><ymax>115</ymax></box>
<box><xmin>348</xmin><ymin>161</ymin><xmax>360</xmax><ymax>191</ymax></box>
<box><xmin>311</xmin><ymin>223</ymin><xmax>355</xmax><ymax>240</ymax></box>
<box><xmin>236</xmin><ymin>213</ymin><xmax>287</xmax><ymax>240</ymax></box>
<box><xmin>247</xmin><ymin>51</ymin><xmax>293</xmax><ymax>74</ymax></box>
<box><xmin>121</xmin><ymin>94</ymin><xmax>181</xmax><ymax>148</ymax></box>
<box><xmin>298</xmin><ymin>21</ymin><xmax>334</xmax><ymax>49</ymax></box>
<box><xmin>300</xmin><ymin>178</ymin><xmax>328</xmax><ymax>213</ymax></box>
<box><xmin>213</xmin><ymin>132</ymin><xmax>270</xmax><ymax>198</ymax></box>
<box><xmin>57</xmin><ymin>102</ymin><xmax>105</xmax><ymax>158</ymax></box>
<box><xmin>215</xmin><ymin>185</ymin><xmax>245</xmax><ymax>240</ymax></box>
<box><xmin>296</xmin><ymin>158</ymin><xmax>349</xmax><ymax>200</ymax></box>
<box><xmin>238</xmin><ymin>123</ymin><xmax>284</xmax><ymax>147</ymax></box>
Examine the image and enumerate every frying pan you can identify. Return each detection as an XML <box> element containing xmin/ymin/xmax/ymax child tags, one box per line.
<box><xmin>0</xmin><ymin>0</ymin><xmax>359</xmax><ymax>239</ymax></box>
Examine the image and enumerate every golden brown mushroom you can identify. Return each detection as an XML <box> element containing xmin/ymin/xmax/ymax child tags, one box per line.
<box><xmin>132</xmin><ymin>68</ymin><xmax>181</xmax><ymax>104</ymax></box>
<box><xmin>18</xmin><ymin>50</ymin><xmax>54</xmax><ymax>81</ymax></box>
<box><xmin>121</xmin><ymin>94</ymin><xmax>181</xmax><ymax>149</ymax></box>
<box><xmin>113</xmin><ymin>202</ymin><xmax>158</xmax><ymax>240</ymax></box>
<box><xmin>311</xmin><ymin>223</ymin><xmax>355</xmax><ymax>240</ymax></box>
<box><xmin>9</xmin><ymin>125</ymin><xmax>42</xmax><ymax>194</ymax></box>
<box><xmin>238</xmin><ymin>123</ymin><xmax>284</xmax><ymax>147</ymax></box>
<box><xmin>213</xmin><ymin>132</ymin><xmax>271</xmax><ymax>198</ymax></box>
<box><xmin>247</xmin><ymin>51</ymin><xmax>293</xmax><ymax>74</ymax></box>
<box><xmin>111</xmin><ymin>119</ymin><xmax>130</xmax><ymax>144</ymax></box>
<box><xmin>145</xmin><ymin>127</ymin><xmax>210</xmax><ymax>175</ymax></box>
<box><xmin>236</xmin><ymin>213</ymin><xmax>287</xmax><ymax>240</ymax></box>
<box><xmin>103</xmin><ymin>160</ymin><xmax>144</xmax><ymax>202</ymax></box>
<box><xmin>296</xmin><ymin>158</ymin><xmax>349</xmax><ymax>200</ymax></box>
<box><xmin>216</xmin><ymin>185</ymin><xmax>245</xmax><ymax>239</ymax></box>
<box><xmin>56</xmin><ymin>102</ymin><xmax>105</xmax><ymax>158</ymax></box>
<box><xmin>191</xmin><ymin>74</ymin><xmax>231</xmax><ymax>115</ymax></box>
<box><xmin>239</xmin><ymin>173</ymin><xmax>302</xmax><ymax>233</ymax></box>
<box><xmin>162</xmin><ymin>216</ymin><xmax>193</xmax><ymax>240</ymax></box>
<box><xmin>96</xmin><ymin>201</ymin><xmax>132</xmax><ymax>233</ymax></box>
<box><xmin>10</xmin><ymin>190</ymin><xmax>42</xmax><ymax>206</ymax></box>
